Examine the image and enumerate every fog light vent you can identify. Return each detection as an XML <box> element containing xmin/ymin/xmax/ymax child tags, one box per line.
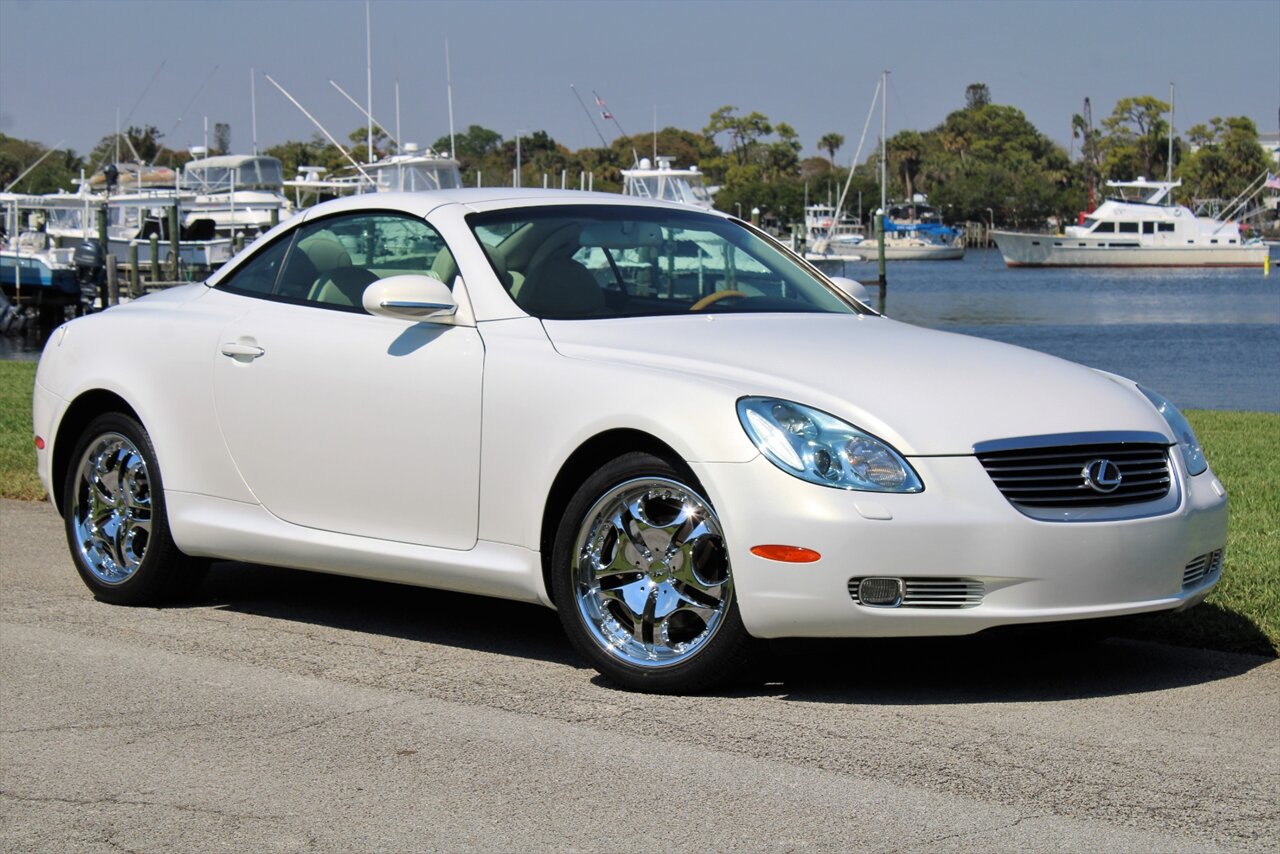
<box><xmin>856</xmin><ymin>577</ymin><xmax>904</xmax><ymax>607</ymax></box>
<box><xmin>848</xmin><ymin>577</ymin><xmax>985</xmax><ymax>608</ymax></box>
<box><xmin>1182</xmin><ymin>549</ymin><xmax>1224</xmax><ymax>589</ymax></box>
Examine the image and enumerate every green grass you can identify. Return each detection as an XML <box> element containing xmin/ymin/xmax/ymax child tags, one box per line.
<box><xmin>0</xmin><ymin>361</ymin><xmax>42</xmax><ymax>501</ymax></box>
<box><xmin>0</xmin><ymin>360</ymin><xmax>1275</xmax><ymax>655</ymax></box>
<box><xmin>1118</xmin><ymin>410</ymin><xmax>1280</xmax><ymax>657</ymax></box>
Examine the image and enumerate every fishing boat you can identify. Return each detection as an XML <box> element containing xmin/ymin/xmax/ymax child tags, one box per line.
<box><xmin>992</xmin><ymin>178</ymin><xmax>1268</xmax><ymax>267</ymax></box>
<box><xmin>179</xmin><ymin>154</ymin><xmax>293</xmax><ymax>237</ymax></box>
<box><xmin>881</xmin><ymin>199</ymin><xmax>965</xmax><ymax>260</ymax></box>
<box><xmin>621</xmin><ymin>157</ymin><xmax>715</xmax><ymax>210</ymax></box>
<box><xmin>802</xmin><ymin>203</ymin><xmax>866</xmax><ymax>254</ymax></box>
<box><xmin>37</xmin><ymin>189</ymin><xmax>233</xmax><ymax>277</ymax></box>
<box><xmin>285</xmin><ymin>144</ymin><xmax>464</xmax><ymax>207</ymax></box>
<box><xmin>0</xmin><ymin>194</ymin><xmax>89</xmax><ymax>321</ymax></box>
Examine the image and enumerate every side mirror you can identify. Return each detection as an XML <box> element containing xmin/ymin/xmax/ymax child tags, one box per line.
<box><xmin>828</xmin><ymin>276</ymin><xmax>870</xmax><ymax>303</ymax></box>
<box><xmin>362</xmin><ymin>274</ymin><xmax>458</xmax><ymax>323</ymax></box>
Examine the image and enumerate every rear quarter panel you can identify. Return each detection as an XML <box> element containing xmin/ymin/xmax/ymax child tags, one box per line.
<box><xmin>38</xmin><ymin>286</ymin><xmax>257</xmax><ymax>506</ymax></box>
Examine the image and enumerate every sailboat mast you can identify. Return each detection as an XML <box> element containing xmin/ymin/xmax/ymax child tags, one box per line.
<box><xmin>366</xmin><ymin>0</ymin><xmax>373</xmax><ymax>164</ymax></box>
<box><xmin>880</xmin><ymin>70</ymin><xmax>888</xmax><ymax>213</ymax></box>
<box><xmin>1167</xmin><ymin>82</ymin><xmax>1175</xmax><ymax>185</ymax></box>
<box><xmin>251</xmin><ymin>68</ymin><xmax>258</xmax><ymax>156</ymax></box>
<box><xmin>446</xmin><ymin>40</ymin><xmax>456</xmax><ymax>159</ymax></box>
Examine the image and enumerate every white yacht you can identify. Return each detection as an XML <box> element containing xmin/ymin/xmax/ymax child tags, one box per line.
<box><xmin>992</xmin><ymin>179</ymin><xmax>1268</xmax><ymax>267</ymax></box>
<box><xmin>802</xmin><ymin>203</ymin><xmax>866</xmax><ymax>261</ymax></box>
<box><xmin>36</xmin><ymin>190</ymin><xmax>232</xmax><ymax>275</ymax></box>
<box><xmin>621</xmin><ymin>157</ymin><xmax>715</xmax><ymax>210</ymax></box>
<box><xmin>179</xmin><ymin>154</ymin><xmax>293</xmax><ymax>237</ymax></box>
<box><xmin>285</xmin><ymin>144</ymin><xmax>464</xmax><ymax>206</ymax></box>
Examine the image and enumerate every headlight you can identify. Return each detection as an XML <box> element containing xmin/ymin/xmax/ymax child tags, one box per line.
<box><xmin>1139</xmin><ymin>386</ymin><xmax>1207</xmax><ymax>476</ymax></box>
<box><xmin>737</xmin><ymin>397</ymin><xmax>923</xmax><ymax>492</ymax></box>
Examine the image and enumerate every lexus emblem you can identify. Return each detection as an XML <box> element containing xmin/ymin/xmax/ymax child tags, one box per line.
<box><xmin>1082</xmin><ymin>459</ymin><xmax>1123</xmax><ymax>494</ymax></box>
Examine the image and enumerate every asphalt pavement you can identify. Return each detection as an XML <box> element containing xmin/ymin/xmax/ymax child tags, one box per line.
<box><xmin>2</xmin><ymin>497</ymin><xmax>1276</xmax><ymax>852</ymax></box>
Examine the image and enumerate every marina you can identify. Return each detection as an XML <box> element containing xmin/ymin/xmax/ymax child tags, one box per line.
<box><xmin>3</xmin><ymin>247</ymin><xmax>1276</xmax><ymax>414</ymax></box>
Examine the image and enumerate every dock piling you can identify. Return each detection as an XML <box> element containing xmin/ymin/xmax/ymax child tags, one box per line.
<box><xmin>127</xmin><ymin>244</ymin><xmax>140</xmax><ymax>298</ymax></box>
<box><xmin>167</xmin><ymin>206</ymin><xmax>180</xmax><ymax>281</ymax></box>
<box><xmin>149</xmin><ymin>236</ymin><xmax>160</xmax><ymax>282</ymax></box>
<box><xmin>106</xmin><ymin>256</ymin><xmax>119</xmax><ymax>307</ymax></box>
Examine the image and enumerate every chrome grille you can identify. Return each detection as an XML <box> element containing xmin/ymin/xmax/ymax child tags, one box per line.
<box><xmin>977</xmin><ymin>442</ymin><xmax>1172</xmax><ymax>508</ymax></box>
<box><xmin>1182</xmin><ymin>550</ymin><xmax>1224</xmax><ymax>589</ymax></box>
<box><xmin>847</xmin><ymin>577</ymin><xmax>984</xmax><ymax>608</ymax></box>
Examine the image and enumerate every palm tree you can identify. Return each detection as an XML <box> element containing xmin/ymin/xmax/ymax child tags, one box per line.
<box><xmin>887</xmin><ymin>130</ymin><xmax>926</xmax><ymax>201</ymax></box>
<box><xmin>818</xmin><ymin>133</ymin><xmax>845</xmax><ymax>169</ymax></box>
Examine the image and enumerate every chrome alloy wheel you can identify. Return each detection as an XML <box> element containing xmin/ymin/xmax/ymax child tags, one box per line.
<box><xmin>572</xmin><ymin>477</ymin><xmax>732</xmax><ymax>668</ymax></box>
<box><xmin>69</xmin><ymin>432</ymin><xmax>153</xmax><ymax>585</ymax></box>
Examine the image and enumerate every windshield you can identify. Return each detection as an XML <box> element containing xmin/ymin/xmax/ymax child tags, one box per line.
<box><xmin>467</xmin><ymin>205</ymin><xmax>860</xmax><ymax>320</ymax></box>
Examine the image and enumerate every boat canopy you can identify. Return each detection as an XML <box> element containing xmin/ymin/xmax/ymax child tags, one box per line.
<box><xmin>368</xmin><ymin>159</ymin><xmax>463</xmax><ymax>192</ymax></box>
<box><xmin>182</xmin><ymin>156</ymin><xmax>285</xmax><ymax>192</ymax></box>
<box><xmin>622</xmin><ymin>158</ymin><xmax>713</xmax><ymax>209</ymax></box>
<box><xmin>1103</xmin><ymin>178</ymin><xmax>1180</xmax><ymax>206</ymax></box>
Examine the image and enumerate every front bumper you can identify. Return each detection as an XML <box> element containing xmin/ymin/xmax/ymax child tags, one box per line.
<box><xmin>32</xmin><ymin>375</ymin><xmax>64</xmax><ymax>505</ymax></box>
<box><xmin>690</xmin><ymin>452</ymin><xmax>1228</xmax><ymax>639</ymax></box>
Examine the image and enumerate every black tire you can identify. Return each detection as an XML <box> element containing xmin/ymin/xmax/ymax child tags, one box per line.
<box><xmin>62</xmin><ymin>411</ymin><xmax>207</xmax><ymax>605</ymax></box>
<box><xmin>552</xmin><ymin>452</ymin><xmax>756</xmax><ymax>693</ymax></box>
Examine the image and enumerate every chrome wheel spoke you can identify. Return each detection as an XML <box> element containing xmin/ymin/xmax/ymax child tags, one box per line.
<box><xmin>617</xmin><ymin>500</ymin><xmax>655</xmax><ymax>562</ymax></box>
<box><xmin>70</xmin><ymin>432</ymin><xmax>153</xmax><ymax>586</ymax></box>
<box><xmin>572</xmin><ymin>476</ymin><xmax>733</xmax><ymax>669</ymax></box>
<box><xmin>120</xmin><ymin>453</ymin><xmax>151</xmax><ymax>512</ymax></box>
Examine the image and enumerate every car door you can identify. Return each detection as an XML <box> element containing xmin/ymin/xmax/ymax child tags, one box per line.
<box><xmin>211</xmin><ymin>210</ymin><xmax>483</xmax><ymax>550</ymax></box>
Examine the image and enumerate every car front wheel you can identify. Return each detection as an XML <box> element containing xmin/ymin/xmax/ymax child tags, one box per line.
<box><xmin>63</xmin><ymin>412</ymin><xmax>207</xmax><ymax>605</ymax></box>
<box><xmin>552</xmin><ymin>453</ymin><xmax>755</xmax><ymax>693</ymax></box>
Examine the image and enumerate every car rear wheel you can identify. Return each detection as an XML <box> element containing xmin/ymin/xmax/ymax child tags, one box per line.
<box><xmin>63</xmin><ymin>412</ymin><xmax>207</xmax><ymax>605</ymax></box>
<box><xmin>552</xmin><ymin>452</ymin><xmax>755</xmax><ymax>693</ymax></box>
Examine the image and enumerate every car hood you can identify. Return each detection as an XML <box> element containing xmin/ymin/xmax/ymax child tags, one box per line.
<box><xmin>541</xmin><ymin>313</ymin><xmax>1169</xmax><ymax>456</ymax></box>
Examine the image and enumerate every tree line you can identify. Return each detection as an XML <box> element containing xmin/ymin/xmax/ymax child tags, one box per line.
<box><xmin>1</xmin><ymin>83</ymin><xmax>1271</xmax><ymax>227</ymax></box>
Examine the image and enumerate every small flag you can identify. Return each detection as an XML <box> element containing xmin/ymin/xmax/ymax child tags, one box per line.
<box><xmin>594</xmin><ymin>92</ymin><xmax>614</xmax><ymax>120</ymax></box>
<box><xmin>1265</xmin><ymin>172</ymin><xmax>1280</xmax><ymax>190</ymax></box>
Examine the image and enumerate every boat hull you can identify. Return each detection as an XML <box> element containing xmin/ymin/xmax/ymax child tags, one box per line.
<box><xmin>881</xmin><ymin>245</ymin><xmax>965</xmax><ymax>261</ymax></box>
<box><xmin>992</xmin><ymin>230</ymin><xmax>1268</xmax><ymax>267</ymax></box>
<box><xmin>0</xmin><ymin>254</ymin><xmax>81</xmax><ymax>302</ymax></box>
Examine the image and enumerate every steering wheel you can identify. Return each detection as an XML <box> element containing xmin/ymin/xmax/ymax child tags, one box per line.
<box><xmin>689</xmin><ymin>290</ymin><xmax>747</xmax><ymax>311</ymax></box>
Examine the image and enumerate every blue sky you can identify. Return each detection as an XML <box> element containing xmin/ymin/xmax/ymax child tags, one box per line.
<box><xmin>2</xmin><ymin>0</ymin><xmax>1277</xmax><ymax>164</ymax></box>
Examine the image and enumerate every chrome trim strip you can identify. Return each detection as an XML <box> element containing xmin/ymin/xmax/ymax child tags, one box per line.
<box><xmin>973</xmin><ymin>431</ymin><xmax>1171</xmax><ymax>454</ymax></box>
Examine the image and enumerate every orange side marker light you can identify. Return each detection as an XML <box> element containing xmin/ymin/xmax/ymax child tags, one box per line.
<box><xmin>34</xmin><ymin>436</ymin><xmax>45</xmax><ymax>450</ymax></box>
<box><xmin>750</xmin><ymin>545</ymin><xmax>821</xmax><ymax>563</ymax></box>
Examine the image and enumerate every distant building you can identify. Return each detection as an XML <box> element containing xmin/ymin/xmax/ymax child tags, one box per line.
<box><xmin>1260</xmin><ymin>131</ymin><xmax>1280</xmax><ymax>169</ymax></box>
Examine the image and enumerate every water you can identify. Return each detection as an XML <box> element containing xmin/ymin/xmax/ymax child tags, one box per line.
<box><xmin>4</xmin><ymin>248</ymin><xmax>1278</xmax><ymax>411</ymax></box>
<box><xmin>863</xmin><ymin>248</ymin><xmax>1280</xmax><ymax>413</ymax></box>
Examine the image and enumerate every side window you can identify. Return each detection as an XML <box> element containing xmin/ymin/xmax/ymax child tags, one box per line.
<box><xmin>217</xmin><ymin>232</ymin><xmax>293</xmax><ymax>296</ymax></box>
<box><xmin>273</xmin><ymin>212</ymin><xmax>454</xmax><ymax>312</ymax></box>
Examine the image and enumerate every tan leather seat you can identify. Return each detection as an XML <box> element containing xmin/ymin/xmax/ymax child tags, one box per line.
<box><xmin>309</xmin><ymin>266</ymin><xmax>380</xmax><ymax>308</ymax></box>
<box><xmin>517</xmin><ymin>256</ymin><xmax>604</xmax><ymax>317</ymax></box>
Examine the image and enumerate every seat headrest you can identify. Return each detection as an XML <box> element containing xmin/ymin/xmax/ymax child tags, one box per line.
<box><xmin>298</xmin><ymin>230</ymin><xmax>350</xmax><ymax>274</ymax></box>
<box><xmin>519</xmin><ymin>256</ymin><xmax>604</xmax><ymax>317</ymax></box>
<box><xmin>430</xmin><ymin>246</ymin><xmax>458</xmax><ymax>286</ymax></box>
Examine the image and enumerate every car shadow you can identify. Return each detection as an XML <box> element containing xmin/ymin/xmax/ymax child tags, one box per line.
<box><xmin>745</xmin><ymin>629</ymin><xmax>1274</xmax><ymax>706</ymax></box>
<box><xmin>198</xmin><ymin>560</ymin><xmax>580</xmax><ymax>669</ymax></box>
<box><xmin>197</xmin><ymin>561</ymin><xmax>1274</xmax><ymax>704</ymax></box>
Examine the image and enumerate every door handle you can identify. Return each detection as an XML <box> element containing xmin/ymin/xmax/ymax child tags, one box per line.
<box><xmin>220</xmin><ymin>342</ymin><xmax>266</xmax><ymax>359</ymax></box>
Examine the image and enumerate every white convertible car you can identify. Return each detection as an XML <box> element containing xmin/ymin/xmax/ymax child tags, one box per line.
<box><xmin>33</xmin><ymin>190</ymin><xmax>1228</xmax><ymax>692</ymax></box>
